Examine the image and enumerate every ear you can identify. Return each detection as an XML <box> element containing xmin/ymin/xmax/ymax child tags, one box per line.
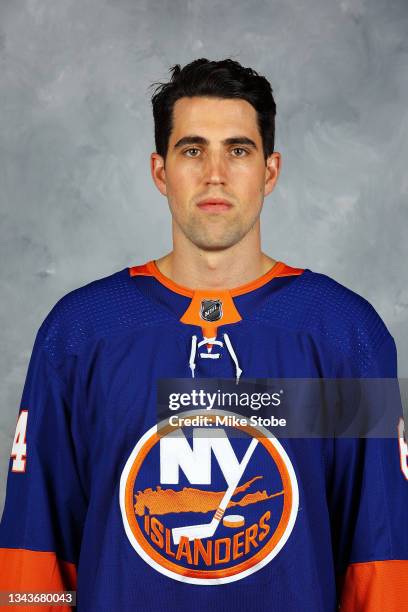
<box><xmin>264</xmin><ymin>152</ymin><xmax>281</xmax><ymax>197</ymax></box>
<box><xmin>150</xmin><ymin>152</ymin><xmax>167</xmax><ymax>197</ymax></box>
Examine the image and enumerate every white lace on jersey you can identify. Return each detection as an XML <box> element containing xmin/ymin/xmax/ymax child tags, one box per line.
<box><xmin>189</xmin><ymin>333</ymin><xmax>243</xmax><ymax>384</ymax></box>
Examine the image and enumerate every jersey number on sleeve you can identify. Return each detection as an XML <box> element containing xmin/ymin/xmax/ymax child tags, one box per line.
<box><xmin>398</xmin><ymin>417</ymin><xmax>408</xmax><ymax>480</ymax></box>
<box><xmin>11</xmin><ymin>410</ymin><xmax>28</xmax><ymax>473</ymax></box>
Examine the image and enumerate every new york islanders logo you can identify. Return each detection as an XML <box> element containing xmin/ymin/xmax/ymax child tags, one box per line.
<box><xmin>119</xmin><ymin>410</ymin><xmax>299</xmax><ymax>584</ymax></box>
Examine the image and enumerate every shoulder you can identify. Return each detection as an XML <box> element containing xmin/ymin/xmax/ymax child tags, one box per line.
<box><xmin>261</xmin><ymin>266</ymin><xmax>395</xmax><ymax>375</ymax></box>
<box><xmin>295</xmin><ymin>268</ymin><xmax>386</xmax><ymax>323</ymax></box>
<box><xmin>298</xmin><ymin>268</ymin><xmax>389</xmax><ymax>335</ymax></box>
<box><xmin>300</xmin><ymin>269</ymin><xmax>396</xmax><ymax>375</ymax></box>
<box><xmin>35</xmin><ymin>266</ymin><xmax>171</xmax><ymax>366</ymax></box>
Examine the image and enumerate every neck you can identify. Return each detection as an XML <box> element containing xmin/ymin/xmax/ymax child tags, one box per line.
<box><xmin>155</xmin><ymin>224</ymin><xmax>277</xmax><ymax>290</ymax></box>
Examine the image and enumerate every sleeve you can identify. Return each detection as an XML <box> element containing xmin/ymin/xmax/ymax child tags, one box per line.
<box><xmin>329</xmin><ymin>334</ymin><xmax>408</xmax><ymax>610</ymax></box>
<box><xmin>0</xmin><ymin>325</ymin><xmax>88</xmax><ymax>610</ymax></box>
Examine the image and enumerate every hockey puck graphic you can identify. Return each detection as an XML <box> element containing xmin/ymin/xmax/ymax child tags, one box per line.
<box><xmin>223</xmin><ymin>515</ymin><xmax>245</xmax><ymax>528</ymax></box>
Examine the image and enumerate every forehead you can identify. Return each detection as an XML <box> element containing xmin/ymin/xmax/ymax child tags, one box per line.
<box><xmin>170</xmin><ymin>96</ymin><xmax>260</xmax><ymax>142</ymax></box>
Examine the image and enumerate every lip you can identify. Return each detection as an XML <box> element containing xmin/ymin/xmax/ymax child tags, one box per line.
<box><xmin>196</xmin><ymin>198</ymin><xmax>233</xmax><ymax>212</ymax></box>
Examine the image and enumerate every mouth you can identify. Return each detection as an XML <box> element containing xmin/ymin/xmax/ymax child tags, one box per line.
<box><xmin>196</xmin><ymin>198</ymin><xmax>233</xmax><ymax>212</ymax></box>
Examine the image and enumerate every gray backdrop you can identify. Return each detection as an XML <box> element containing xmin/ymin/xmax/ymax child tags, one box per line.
<box><xmin>1</xmin><ymin>0</ymin><xmax>407</xmax><ymax>514</ymax></box>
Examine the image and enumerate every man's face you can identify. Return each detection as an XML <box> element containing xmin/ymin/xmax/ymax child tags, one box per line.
<box><xmin>151</xmin><ymin>96</ymin><xmax>280</xmax><ymax>251</ymax></box>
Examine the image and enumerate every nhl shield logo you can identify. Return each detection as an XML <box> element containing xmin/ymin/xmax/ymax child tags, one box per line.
<box><xmin>200</xmin><ymin>299</ymin><xmax>223</xmax><ymax>322</ymax></box>
<box><xmin>119</xmin><ymin>410</ymin><xmax>299</xmax><ymax>585</ymax></box>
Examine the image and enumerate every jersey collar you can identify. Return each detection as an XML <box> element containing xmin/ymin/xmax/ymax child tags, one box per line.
<box><xmin>129</xmin><ymin>259</ymin><xmax>305</xmax><ymax>338</ymax></box>
<box><xmin>130</xmin><ymin>259</ymin><xmax>303</xmax><ymax>297</ymax></box>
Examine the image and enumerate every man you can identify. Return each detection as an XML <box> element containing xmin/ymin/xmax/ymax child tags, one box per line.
<box><xmin>0</xmin><ymin>58</ymin><xmax>407</xmax><ymax>611</ymax></box>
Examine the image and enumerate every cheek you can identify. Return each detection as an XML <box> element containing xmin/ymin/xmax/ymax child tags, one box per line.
<box><xmin>166</xmin><ymin>170</ymin><xmax>196</xmax><ymax>213</ymax></box>
<box><xmin>235</xmin><ymin>169</ymin><xmax>264</xmax><ymax>199</ymax></box>
<box><xmin>232</xmin><ymin>161</ymin><xmax>263</xmax><ymax>183</ymax></box>
<box><xmin>168</xmin><ymin>165</ymin><xmax>199</xmax><ymax>193</ymax></box>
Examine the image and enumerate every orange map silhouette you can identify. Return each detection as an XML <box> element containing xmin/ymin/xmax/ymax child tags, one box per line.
<box><xmin>134</xmin><ymin>476</ymin><xmax>284</xmax><ymax>516</ymax></box>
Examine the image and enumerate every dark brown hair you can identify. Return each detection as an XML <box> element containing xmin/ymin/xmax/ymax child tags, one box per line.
<box><xmin>149</xmin><ymin>58</ymin><xmax>276</xmax><ymax>163</ymax></box>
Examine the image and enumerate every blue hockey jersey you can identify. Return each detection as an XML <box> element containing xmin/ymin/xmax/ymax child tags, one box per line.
<box><xmin>1</xmin><ymin>259</ymin><xmax>407</xmax><ymax>611</ymax></box>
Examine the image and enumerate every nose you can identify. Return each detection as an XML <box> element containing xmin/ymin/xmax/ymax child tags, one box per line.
<box><xmin>203</xmin><ymin>151</ymin><xmax>227</xmax><ymax>185</ymax></box>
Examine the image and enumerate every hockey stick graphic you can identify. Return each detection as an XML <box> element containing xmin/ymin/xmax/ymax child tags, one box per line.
<box><xmin>172</xmin><ymin>437</ymin><xmax>259</xmax><ymax>544</ymax></box>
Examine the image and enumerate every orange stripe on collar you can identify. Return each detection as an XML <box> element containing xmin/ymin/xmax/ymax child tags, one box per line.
<box><xmin>129</xmin><ymin>259</ymin><xmax>304</xmax><ymax>338</ymax></box>
<box><xmin>129</xmin><ymin>260</ymin><xmax>304</xmax><ymax>298</ymax></box>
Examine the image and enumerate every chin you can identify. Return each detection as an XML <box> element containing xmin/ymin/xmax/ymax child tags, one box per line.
<box><xmin>184</xmin><ymin>223</ymin><xmax>245</xmax><ymax>251</ymax></box>
<box><xmin>191</xmin><ymin>238</ymin><xmax>241</xmax><ymax>251</ymax></box>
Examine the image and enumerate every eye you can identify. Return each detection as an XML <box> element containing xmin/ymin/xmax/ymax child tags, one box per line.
<box><xmin>232</xmin><ymin>147</ymin><xmax>249</xmax><ymax>157</ymax></box>
<box><xmin>184</xmin><ymin>147</ymin><xmax>201</xmax><ymax>157</ymax></box>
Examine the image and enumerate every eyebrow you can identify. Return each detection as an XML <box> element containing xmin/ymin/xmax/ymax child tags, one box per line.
<box><xmin>173</xmin><ymin>135</ymin><xmax>258</xmax><ymax>150</ymax></box>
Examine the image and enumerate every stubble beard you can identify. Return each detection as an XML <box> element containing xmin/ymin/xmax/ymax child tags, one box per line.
<box><xmin>176</xmin><ymin>209</ymin><xmax>259</xmax><ymax>251</ymax></box>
